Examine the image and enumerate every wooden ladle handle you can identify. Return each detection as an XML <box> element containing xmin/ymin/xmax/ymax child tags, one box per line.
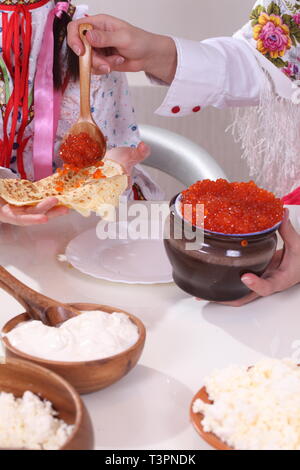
<box><xmin>0</xmin><ymin>266</ymin><xmax>65</xmax><ymax>321</ymax></box>
<box><xmin>0</xmin><ymin>279</ymin><xmax>31</xmax><ymax>313</ymax></box>
<box><xmin>79</xmin><ymin>23</ymin><xmax>93</xmax><ymax>121</ymax></box>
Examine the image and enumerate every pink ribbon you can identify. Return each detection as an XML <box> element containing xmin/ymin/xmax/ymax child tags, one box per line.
<box><xmin>33</xmin><ymin>1</ymin><xmax>69</xmax><ymax>181</ymax></box>
<box><xmin>282</xmin><ymin>187</ymin><xmax>300</xmax><ymax>205</ymax></box>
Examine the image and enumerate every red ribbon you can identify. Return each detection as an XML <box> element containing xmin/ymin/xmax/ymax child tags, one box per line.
<box><xmin>0</xmin><ymin>0</ymin><xmax>51</xmax><ymax>179</ymax></box>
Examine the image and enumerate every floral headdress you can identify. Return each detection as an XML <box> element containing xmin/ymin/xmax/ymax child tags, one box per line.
<box><xmin>231</xmin><ymin>0</ymin><xmax>300</xmax><ymax>197</ymax></box>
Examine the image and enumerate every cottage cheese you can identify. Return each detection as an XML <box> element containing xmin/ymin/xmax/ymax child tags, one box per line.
<box><xmin>5</xmin><ymin>310</ymin><xmax>139</xmax><ymax>362</ymax></box>
<box><xmin>0</xmin><ymin>391</ymin><xmax>73</xmax><ymax>450</ymax></box>
<box><xmin>193</xmin><ymin>358</ymin><xmax>300</xmax><ymax>450</ymax></box>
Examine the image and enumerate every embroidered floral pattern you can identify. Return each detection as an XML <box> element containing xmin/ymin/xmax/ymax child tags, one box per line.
<box><xmin>283</xmin><ymin>60</ymin><xmax>300</xmax><ymax>78</ymax></box>
<box><xmin>253</xmin><ymin>13</ymin><xmax>292</xmax><ymax>58</ymax></box>
<box><xmin>293</xmin><ymin>12</ymin><xmax>300</xmax><ymax>23</ymax></box>
<box><xmin>0</xmin><ymin>1</ymin><xmax>46</xmax><ymax>5</ymax></box>
<box><xmin>251</xmin><ymin>1</ymin><xmax>300</xmax><ymax>70</ymax></box>
<box><xmin>0</xmin><ymin>1</ymin><xmax>45</xmax><ymax>5</ymax></box>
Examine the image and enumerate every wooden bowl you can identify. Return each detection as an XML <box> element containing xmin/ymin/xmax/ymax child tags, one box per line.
<box><xmin>0</xmin><ymin>358</ymin><xmax>94</xmax><ymax>450</ymax></box>
<box><xmin>190</xmin><ymin>387</ymin><xmax>232</xmax><ymax>451</ymax></box>
<box><xmin>2</xmin><ymin>303</ymin><xmax>146</xmax><ymax>395</ymax></box>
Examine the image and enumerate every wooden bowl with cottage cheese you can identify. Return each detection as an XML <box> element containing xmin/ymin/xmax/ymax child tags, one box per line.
<box><xmin>190</xmin><ymin>359</ymin><xmax>300</xmax><ymax>451</ymax></box>
<box><xmin>190</xmin><ymin>387</ymin><xmax>232</xmax><ymax>451</ymax></box>
<box><xmin>0</xmin><ymin>358</ymin><xmax>94</xmax><ymax>450</ymax></box>
<box><xmin>2</xmin><ymin>303</ymin><xmax>146</xmax><ymax>395</ymax></box>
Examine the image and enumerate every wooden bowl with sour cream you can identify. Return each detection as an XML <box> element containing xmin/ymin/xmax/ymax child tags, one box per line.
<box><xmin>2</xmin><ymin>303</ymin><xmax>146</xmax><ymax>395</ymax></box>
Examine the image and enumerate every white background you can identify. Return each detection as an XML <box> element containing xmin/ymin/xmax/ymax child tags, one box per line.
<box><xmin>74</xmin><ymin>0</ymin><xmax>256</xmax><ymax>181</ymax></box>
<box><xmin>74</xmin><ymin>0</ymin><xmax>254</xmax><ymax>39</ymax></box>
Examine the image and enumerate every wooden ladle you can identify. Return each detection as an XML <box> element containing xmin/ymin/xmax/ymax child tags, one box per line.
<box><xmin>63</xmin><ymin>23</ymin><xmax>106</xmax><ymax>157</ymax></box>
<box><xmin>0</xmin><ymin>266</ymin><xmax>80</xmax><ymax>326</ymax></box>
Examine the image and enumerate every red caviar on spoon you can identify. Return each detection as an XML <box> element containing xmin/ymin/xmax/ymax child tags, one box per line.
<box><xmin>59</xmin><ymin>132</ymin><xmax>103</xmax><ymax>169</ymax></box>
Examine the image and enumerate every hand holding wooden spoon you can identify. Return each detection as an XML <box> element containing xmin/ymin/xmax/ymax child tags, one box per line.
<box><xmin>60</xmin><ymin>24</ymin><xmax>106</xmax><ymax>168</ymax></box>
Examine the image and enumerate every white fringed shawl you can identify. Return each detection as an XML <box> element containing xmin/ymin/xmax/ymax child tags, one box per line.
<box><xmin>230</xmin><ymin>75</ymin><xmax>300</xmax><ymax>197</ymax></box>
<box><xmin>231</xmin><ymin>0</ymin><xmax>300</xmax><ymax>197</ymax></box>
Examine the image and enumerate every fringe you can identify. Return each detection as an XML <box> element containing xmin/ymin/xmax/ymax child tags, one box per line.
<box><xmin>229</xmin><ymin>72</ymin><xmax>300</xmax><ymax>198</ymax></box>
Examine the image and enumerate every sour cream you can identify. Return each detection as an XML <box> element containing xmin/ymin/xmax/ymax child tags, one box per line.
<box><xmin>4</xmin><ymin>310</ymin><xmax>139</xmax><ymax>362</ymax></box>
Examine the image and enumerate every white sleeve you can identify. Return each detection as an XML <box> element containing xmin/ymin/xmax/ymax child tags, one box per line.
<box><xmin>0</xmin><ymin>167</ymin><xmax>18</xmax><ymax>179</ymax></box>
<box><xmin>73</xmin><ymin>4</ymin><xmax>89</xmax><ymax>19</ymax></box>
<box><xmin>155</xmin><ymin>36</ymin><xmax>266</xmax><ymax>117</ymax></box>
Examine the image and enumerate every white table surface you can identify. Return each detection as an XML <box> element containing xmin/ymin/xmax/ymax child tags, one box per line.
<box><xmin>0</xmin><ymin>171</ymin><xmax>299</xmax><ymax>450</ymax></box>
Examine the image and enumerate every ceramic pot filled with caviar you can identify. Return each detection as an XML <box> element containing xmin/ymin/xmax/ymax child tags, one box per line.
<box><xmin>164</xmin><ymin>180</ymin><xmax>284</xmax><ymax>302</ymax></box>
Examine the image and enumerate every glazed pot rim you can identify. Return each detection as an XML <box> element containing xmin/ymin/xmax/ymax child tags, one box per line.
<box><xmin>173</xmin><ymin>193</ymin><xmax>283</xmax><ymax>238</ymax></box>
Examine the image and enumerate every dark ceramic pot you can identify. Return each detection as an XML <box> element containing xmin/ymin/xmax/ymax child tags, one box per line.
<box><xmin>164</xmin><ymin>195</ymin><xmax>280</xmax><ymax>302</ymax></box>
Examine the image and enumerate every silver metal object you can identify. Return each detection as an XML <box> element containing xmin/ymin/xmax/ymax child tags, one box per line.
<box><xmin>139</xmin><ymin>124</ymin><xmax>227</xmax><ymax>186</ymax></box>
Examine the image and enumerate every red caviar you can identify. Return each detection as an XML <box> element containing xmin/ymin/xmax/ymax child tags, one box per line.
<box><xmin>92</xmin><ymin>169</ymin><xmax>104</xmax><ymax>179</ymax></box>
<box><xmin>55</xmin><ymin>183</ymin><xmax>64</xmax><ymax>192</ymax></box>
<box><xmin>59</xmin><ymin>132</ymin><xmax>103</xmax><ymax>168</ymax></box>
<box><xmin>181</xmin><ymin>179</ymin><xmax>284</xmax><ymax>234</ymax></box>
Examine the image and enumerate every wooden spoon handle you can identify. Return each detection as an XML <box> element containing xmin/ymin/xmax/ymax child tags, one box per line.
<box><xmin>0</xmin><ymin>267</ymin><xmax>80</xmax><ymax>325</ymax></box>
<box><xmin>79</xmin><ymin>23</ymin><xmax>93</xmax><ymax>121</ymax></box>
<box><xmin>0</xmin><ymin>266</ymin><xmax>60</xmax><ymax>314</ymax></box>
<box><xmin>0</xmin><ymin>279</ymin><xmax>31</xmax><ymax>313</ymax></box>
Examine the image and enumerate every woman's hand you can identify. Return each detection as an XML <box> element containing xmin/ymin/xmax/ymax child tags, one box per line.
<box><xmin>67</xmin><ymin>14</ymin><xmax>177</xmax><ymax>84</ymax></box>
<box><xmin>197</xmin><ymin>209</ymin><xmax>300</xmax><ymax>306</ymax></box>
<box><xmin>104</xmin><ymin>141</ymin><xmax>151</xmax><ymax>178</ymax></box>
<box><xmin>0</xmin><ymin>197</ymin><xmax>68</xmax><ymax>226</ymax></box>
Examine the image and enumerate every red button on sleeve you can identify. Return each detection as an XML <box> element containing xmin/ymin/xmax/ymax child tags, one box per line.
<box><xmin>171</xmin><ymin>106</ymin><xmax>181</xmax><ymax>114</ymax></box>
<box><xmin>193</xmin><ymin>106</ymin><xmax>201</xmax><ymax>113</ymax></box>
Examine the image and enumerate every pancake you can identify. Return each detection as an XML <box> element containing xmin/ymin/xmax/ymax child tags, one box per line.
<box><xmin>0</xmin><ymin>160</ymin><xmax>127</xmax><ymax>217</ymax></box>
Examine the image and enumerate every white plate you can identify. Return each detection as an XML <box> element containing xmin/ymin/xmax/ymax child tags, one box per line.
<box><xmin>65</xmin><ymin>226</ymin><xmax>173</xmax><ymax>284</ymax></box>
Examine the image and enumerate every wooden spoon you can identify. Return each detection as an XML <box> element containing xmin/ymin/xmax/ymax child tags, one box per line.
<box><xmin>0</xmin><ymin>266</ymin><xmax>80</xmax><ymax>326</ymax></box>
<box><xmin>63</xmin><ymin>23</ymin><xmax>106</xmax><ymax>158</ymax></box>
